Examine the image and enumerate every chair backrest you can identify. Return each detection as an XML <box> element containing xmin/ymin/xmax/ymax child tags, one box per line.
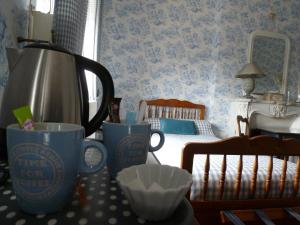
<box><xmin>181</xmin><ymin>135</ymin><xmax>300</xmax><ymax>205</ymax></box>
<box><xmin>236</xmin><ymin>115</ymin><xmax>250</xmax><ymax>136</ymax></box>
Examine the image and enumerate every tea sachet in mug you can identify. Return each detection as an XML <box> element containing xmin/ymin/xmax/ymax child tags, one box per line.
<box><xmin>13</xmin><ymin>105</ymin><xmax>34</xmax><ymax>130</ymax></box>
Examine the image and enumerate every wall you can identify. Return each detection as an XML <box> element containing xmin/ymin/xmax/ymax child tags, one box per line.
<box><xmin>99</xmin><ymin>0</ymin><xmax>300</xmax><ymax>137</ymax></box>
<box><xmin>0</xmin><ymin>0</ymin><xmax>30</xmax><ymax>99</ymax></box>
<box><xmin>0</xmin><ymin>1</ymin><xmax>300</xmax><ymax>137</ymax></box>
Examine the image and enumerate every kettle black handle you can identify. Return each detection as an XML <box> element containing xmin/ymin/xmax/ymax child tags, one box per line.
<box><xmin>75</xmin><ymin>55</ymin><xmax>114</xmax><ymax>137</ymax></box>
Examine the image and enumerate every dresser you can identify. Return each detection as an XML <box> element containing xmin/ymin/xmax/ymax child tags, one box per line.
<box><xmin>229</xmin><ymin>98</ymin><xmax>300</xmax><ymax>136</ymax></box>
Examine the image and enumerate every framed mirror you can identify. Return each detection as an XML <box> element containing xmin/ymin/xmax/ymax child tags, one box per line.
<box><xmin>248</xmin><ymin>30</ymin><xmax>290</xmax><ymax>96</ymax></box>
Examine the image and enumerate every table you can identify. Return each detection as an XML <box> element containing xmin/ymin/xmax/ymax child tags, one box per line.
<box><xmin>0</xmin><ymin>161</ymin><xmax>194</xmax><ymax>225</ymax></box>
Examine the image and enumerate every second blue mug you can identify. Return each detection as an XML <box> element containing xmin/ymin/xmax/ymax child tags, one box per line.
<box><xmin>103</xmin><ymin>122</ymin><xmax>165</xmax><ymax>178</ymax></box>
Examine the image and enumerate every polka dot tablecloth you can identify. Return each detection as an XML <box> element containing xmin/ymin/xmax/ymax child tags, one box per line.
<box><xmin>0</xmin><ymin>162</ymin><xmax>193</xmax><ymax>225</ymax></box>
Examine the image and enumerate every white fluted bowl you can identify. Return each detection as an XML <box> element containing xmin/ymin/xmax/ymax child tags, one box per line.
<box><xmin>116</xmin><ymin>164</ymin><xmax>192</xmax><ymax>221</ymax></box>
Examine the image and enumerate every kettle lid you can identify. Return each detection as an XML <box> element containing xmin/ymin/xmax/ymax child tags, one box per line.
<box><xmin>24</xmin><ymin>43</ymin><xmax>72</xmax><ymax>55</ymax></box>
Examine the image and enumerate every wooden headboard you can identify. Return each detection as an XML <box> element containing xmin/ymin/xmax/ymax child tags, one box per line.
<box><xmin>140</xmin><ymin>99</ymin><xmax>205</xmax><ymax>120</ymax></box>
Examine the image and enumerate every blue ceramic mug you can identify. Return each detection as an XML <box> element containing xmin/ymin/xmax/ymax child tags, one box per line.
<box><xmin>103</xmin><ymin>122</ymin><xmax>165</xmax><ymax>178</ymax></box>
<box><xmin>6</xmin><ymin>123</ymin><xmax>107</xmax><ymax>214</ymax></box>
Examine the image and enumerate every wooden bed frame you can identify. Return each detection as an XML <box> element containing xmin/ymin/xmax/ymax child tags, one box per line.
<box><xmin>141</xmin><ymin>98</ymin><xmax>205</xmax><ymax>120</ymax></box>
<box><xmin>181</xmin><ymin>135</ymin><xmax>300</xmax><ymax>224</ymax></box>
<box><xmin>140</xmin><ymin>99</ymin><xmax>300</xmax><ymax>224</ymax></box>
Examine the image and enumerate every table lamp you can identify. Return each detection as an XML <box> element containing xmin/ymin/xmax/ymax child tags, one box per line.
<box><xmin>235</xmin><ymin>63</ymin><xmax>265</xmax><ymax>98</ymax></box>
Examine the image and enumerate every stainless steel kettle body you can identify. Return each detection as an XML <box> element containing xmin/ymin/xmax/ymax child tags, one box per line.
<box><xmin>0</xmin><ymin>44</ymin><xmax>114</xmax><ymax>159</ymax></box>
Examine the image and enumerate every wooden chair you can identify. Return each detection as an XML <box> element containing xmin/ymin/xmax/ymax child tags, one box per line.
<box><xmin>236</xmin><ymin>115</ymin><xmax>250</xmax><ymax>136</ymax></box>
<box><xmin>181</xmin><ymin>135</ymin><xmax>300</xmax><ymax>225</ymax></box>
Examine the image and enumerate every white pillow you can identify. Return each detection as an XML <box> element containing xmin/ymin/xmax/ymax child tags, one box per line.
<box><xmin>144</xmin><ymin>118</ymin><xmax>160</xmax><ymax>130</ymax></box>
<box><xmin>194</xmin><ymin>120</ymin><xmax>214</xmax><ymax>136</ymax></box>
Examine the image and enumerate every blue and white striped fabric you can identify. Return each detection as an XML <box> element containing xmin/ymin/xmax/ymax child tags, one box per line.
<box><xmin>144</xmin><ymin>118</ymin><xmax>161</xmax><ymax>130</ymax></box>
<box><xmin>144</xmin><ymin>105</ymin><xmax>202</xmax><ymax>120</ymax></box>
<box><xmin>194</xmin><ymin>120</ymin><xmax>214</xmax><ymax>136</ymax></box>
<box><xmin>152</xmin><ymin>134</ymin><xmax>300</xmax><ymax>201</ymax></box>
<box><xmin>52</xmin><ymin>0</ymin><xmax>88</xmax><ymax>54</ymax></box>
<box><xmin>191</xmin><ymin>155</ymin><xmax>299</xmax><ymax>201</ymax></box>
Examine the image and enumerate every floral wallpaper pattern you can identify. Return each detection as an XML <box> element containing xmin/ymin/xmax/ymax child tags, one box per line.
<box><xmin>1</xmin><ymin>1</ymin><xmax>300</xmax><ymax>137</ymax></box>
<box><xmin>0</xmin><ymin>0</ymin><xmax>29</xmax><ymax>98</ymax></box>
<box><xmin>99</xmin><ymin>0</ymin><xmax>300</xmax><ymax>137</ymax></box>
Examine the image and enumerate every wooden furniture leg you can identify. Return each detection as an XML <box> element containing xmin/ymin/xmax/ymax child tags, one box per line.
<box><xmin>194</xmin><ymin>210</ymin><xmax>222</xmax><ymax>225</ymax></box>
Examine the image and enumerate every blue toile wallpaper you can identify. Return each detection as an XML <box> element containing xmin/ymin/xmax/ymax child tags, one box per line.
<box><xmin>0</xmin><ymin>0</ymin><xmax>29</xmax><ymax>99</ymax></box>
<box><xmin>1</xmin><ymin>0</ymin><xmax>300</xmax><ymax>137</ymax></box>
<box><xmin>99</xmin><ymin>0</ymin><xmax>300</xmax><ymax>137</ymax></box>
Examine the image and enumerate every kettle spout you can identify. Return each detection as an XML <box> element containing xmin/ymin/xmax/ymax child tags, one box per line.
<box><xmin>6</xmin><ymin>48</ymin><xmax>23</xmax><ymax>72</ymax></box>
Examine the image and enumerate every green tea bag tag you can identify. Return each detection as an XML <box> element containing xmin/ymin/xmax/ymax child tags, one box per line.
<box><xmin>12</xmin><ymin>106</ymin><xmax>34</xmax><ymax>130</ymax></box>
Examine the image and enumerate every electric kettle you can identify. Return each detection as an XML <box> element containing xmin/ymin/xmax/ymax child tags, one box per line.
<box><xmin>0</xmin><ymin>44</ymin><xmax>114</xmax><ymax>159</ymax></box>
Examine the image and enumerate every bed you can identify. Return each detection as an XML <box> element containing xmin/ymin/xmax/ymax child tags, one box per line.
<box><xmin>140</xmin><ymin>98</ymin><xmax>219</xmax><ymax>166</ymax></box>
<box><xmin>141</xmin><ymin>99</ymin><xmax>300</xmax><ymax>224</ymax></box>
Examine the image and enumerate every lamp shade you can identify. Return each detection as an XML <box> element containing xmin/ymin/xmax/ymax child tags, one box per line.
<box><xmin>235</xmin><ymin>63</ymin><xmax>265</xmax><ymax>78</ymax></box>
